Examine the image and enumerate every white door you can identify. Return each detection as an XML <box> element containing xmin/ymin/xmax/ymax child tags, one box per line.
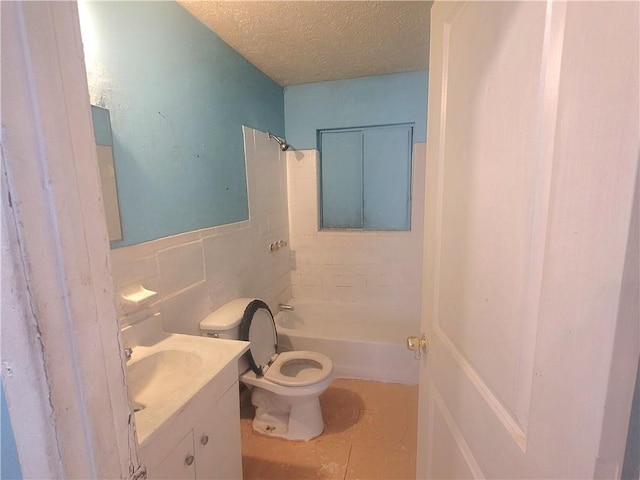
<box><xmin>416</xmin><ymin>1</ymin><xmax>639</xmax><ymax>479</ymax></box>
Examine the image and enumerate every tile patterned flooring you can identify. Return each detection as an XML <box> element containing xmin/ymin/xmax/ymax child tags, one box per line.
<box><xmin>240</xmin><ymin>378</ymin><xmax>418</xmax><ymax>480</ymax></box>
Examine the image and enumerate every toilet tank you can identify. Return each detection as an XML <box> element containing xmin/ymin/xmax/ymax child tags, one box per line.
<box><xmin>200</xmin><ymin>298</ymin><xmax>256</xmax><ymax>340</ymax></box>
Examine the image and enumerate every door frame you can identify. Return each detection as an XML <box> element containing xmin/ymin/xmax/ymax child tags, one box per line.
<box><xmin>2</xmin><ymin>2</ymin><xmax>140</xmax><ymax>477</ymax></box>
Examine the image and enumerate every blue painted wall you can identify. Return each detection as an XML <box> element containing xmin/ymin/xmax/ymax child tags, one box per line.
<box><xmin>284</xmin><ymin>71</ymin><xmax>428</xmax><ymax>149</ymax></box>
<box><xmin>1</xmin><ymin>384</ymin><xmax>22</xmax><ymax>480</ymax></box>
<box><xmin>81</xmin><ymin>1</ymin><xmax>284</xmax><ymax>247</ymax></box>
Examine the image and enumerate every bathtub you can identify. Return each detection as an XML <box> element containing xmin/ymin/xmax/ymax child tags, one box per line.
<box><xmin>275</xmin><ymin>298</ymin><xmax>420</xmax><ymax>385</ymax></box>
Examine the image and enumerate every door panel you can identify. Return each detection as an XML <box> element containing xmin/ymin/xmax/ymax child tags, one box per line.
<box><xmin>429</xmin><ymin>390</ymin><xmax>478</xmax><ymax>480</ymax></box>
<box><xmin>437</xmin><ymin>1</ymin><xmax>546</xmax><ymax>435</ymax></box>
<box><xmin>417</xmin><ymin>1</ymin><xmax>639</xmax><ymax>478</ymax></box>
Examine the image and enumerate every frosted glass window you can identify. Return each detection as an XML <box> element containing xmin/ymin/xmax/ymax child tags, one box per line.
<box><xmin>319</xmin><ymin>125</ymin><xmax>412</xmax><ymax>231</ymax></box>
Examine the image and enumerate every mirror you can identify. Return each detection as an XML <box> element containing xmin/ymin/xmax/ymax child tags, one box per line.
<box><xmin>78</xmin><ymin>0</ymin><xmax>284</xmax><ymax>248</ymax></box>
<box><xmin>91</xmin><ymin>105</ymin><xmax>123</xmax><ymax>242</ymax></box>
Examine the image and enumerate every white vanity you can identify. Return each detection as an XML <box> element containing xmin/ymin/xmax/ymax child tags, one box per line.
<box><xmin>123</xmin><ymin>328</ymin><xmax>249</xmax><ymax>479</ymax></box>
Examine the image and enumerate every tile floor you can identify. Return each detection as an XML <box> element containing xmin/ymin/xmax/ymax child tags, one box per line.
<box><xmin>240</xmin><ymin>378</ymin><xmax>418</xmax><ymax>480</ymax></box>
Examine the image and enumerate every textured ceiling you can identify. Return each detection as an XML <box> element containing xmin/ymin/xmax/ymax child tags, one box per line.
<box><xmin>178</xmin><ymin>1</ymin><xmax>432</xmax><ymax>86</ymax></box>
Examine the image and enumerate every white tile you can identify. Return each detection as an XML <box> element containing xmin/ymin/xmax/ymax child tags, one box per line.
<box><xmin>257</xmin><ymin>272</ymin><xmax>291</xmax><ymax>313</ymax></box>
<box><xmin>280</xmin><ymin>284</ymin><xmax>293</xmax><ymax>305</ymax></box>
<box><xmin>158</xmin><ymin>241</ymin><xmax>205</xmax><ymax>296</ymax></box>
<box><xmin>275</xmin><ymin>256</ymin><xmax>291</xmax><ymax>278</ymax></box>
<box><xmin>150</xmin><ymin>230</ymin><xmax>202</xmax><ymax>253</ymax></box>
<box><xmin>208</xmin><ymin>267</ymin><xmax>257</xmax><ymax>312</ymax></box>
<box><xmin>197</xmin><ymin>225</ymin><xmax>217</xmax><ymax>239</ymax></box>
<box><xmin>288</xmin><ymin>200</ymin><xmax>316</xmax><ymax>217</ymax></box>
<box><xmin>203</xmin><ymin>229</ymin><xmax>254</xmax><ymax>287</ymax></box>
<box><xmin>111</xmin><ymin>248</ymin><xmax>158</xmax><ymax>288</ymax></box>
<box><xmin>256</xmin><ymin>219</ymin><xmax>269</xmax><ymax>236</ymax></box>
<box><xmin>111</xmin><ymin>241</ymin><xmax>157</xmax><ymax>261</ymax></box>
<box><xmin>160</xmin><ymin>281</ymin><xmax>212</xmax><ymax>336</ymax></box>
<box><xmin>242</xmin><ymin>125</ymin><xmax>256</xmax><ymax>153</ymax></box>
<box><xmin>292</xmin><ymin>217</ymin><xmax>319</xmax><ymax>236</ymax></box>
<box><xmin>296</xmin><ymin>284</ymin><xmax>323</xmax><ymax>299</ymax></box>
<box><xmin>291</xmin><ymin>283</ymin><xmax>303</xmax><ymax>298</ymax></box>
<box><xmin>266</xmin><ymin>212</ymin><xmax>284</xmax><ymax>232</ymax></box>
<box><xmin>261</xmin><ymin>192</ymin><xmax>281</xmax><ymax>216</ymax></box>
<box><xmin>290</xmin><ymin>272</ymin><xmax>302</xmax><ymax>286</ymax></box>
<box><xmin>215</xmin><ymin>220</ymin><xmax>250</xmax><ymax>236</ymax></box>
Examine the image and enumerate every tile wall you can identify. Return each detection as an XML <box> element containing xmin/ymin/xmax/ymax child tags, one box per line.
<box><xmin>286</xmin><ymin>144</ymin><xmax>426</xmax><ymax>319</ymax></box>
<box><xmin>111</xmin><ymin>127</ymin><xmax>291</xmax><ymax>335</ymax></box>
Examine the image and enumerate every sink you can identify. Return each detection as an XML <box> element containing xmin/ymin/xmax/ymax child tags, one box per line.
<box><xmin>127</xmin><ymin>350</ymin><xmax>203</xmax><ymax>406</ymax></box>
<box><xmin>124</xmin><ymin>333</ymin><xmax>249</xmax><ymax>444</ymax></box>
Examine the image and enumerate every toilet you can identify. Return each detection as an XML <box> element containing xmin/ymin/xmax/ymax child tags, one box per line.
<box><xmin>200</xmin><ymin>298</ymin><xmax>333</xmax><ymax>441</ymax></box>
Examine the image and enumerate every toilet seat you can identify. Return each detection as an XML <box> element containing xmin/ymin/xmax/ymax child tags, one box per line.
<box><xmin>239</xmin><ymin>300</ymin><xmax>332</xmax><ymax>388</ymax></box>
<box><xmin>265</xmin><ymin>351</ymin><xmax>333</xmax><ymax>387</ymax></box>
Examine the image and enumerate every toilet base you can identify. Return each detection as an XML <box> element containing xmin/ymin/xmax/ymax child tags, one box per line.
<box><xmin>251</xmin><ymin>387</ymin><xmax>324</xmax><ymax>441</ymax></box>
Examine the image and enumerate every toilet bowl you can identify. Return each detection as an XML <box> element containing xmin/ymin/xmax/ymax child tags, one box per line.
<box><xmin>200</xmin><ymin>298</ymin><xmax>333</xmax><ymax>440</ymax></box>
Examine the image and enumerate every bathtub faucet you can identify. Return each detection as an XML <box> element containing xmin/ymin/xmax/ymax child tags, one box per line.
<box><xmin>278</xmin><ymin>303</ymin><xmax>294</xmax><ymax>311</ymax></box>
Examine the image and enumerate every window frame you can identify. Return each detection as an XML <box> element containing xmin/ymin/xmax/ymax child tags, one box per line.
<box><xmin>318</xmin><ymin>123</ymin><xmax>414</xmax><ymax>232</ymax></box>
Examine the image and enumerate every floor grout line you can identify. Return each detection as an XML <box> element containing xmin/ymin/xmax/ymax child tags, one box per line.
<box><xmin>343</xmin><ymin>444</ymin><xmax>353</xmax><ymax>480</ymax></box>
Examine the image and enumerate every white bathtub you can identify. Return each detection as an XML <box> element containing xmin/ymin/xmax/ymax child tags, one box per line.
<box><xmin>275</xmin><ymin>298</ymin><xmax>420</xmax><ymax>385</ymax></box>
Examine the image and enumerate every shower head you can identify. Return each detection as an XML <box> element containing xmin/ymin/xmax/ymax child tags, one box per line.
<box><xmin>268</xmin><ymin>132</ymin><xmax>290</xmax><ymax>151</ymax></box>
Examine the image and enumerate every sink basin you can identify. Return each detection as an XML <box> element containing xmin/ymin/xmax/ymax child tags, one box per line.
<box><xmin>125</xmin><ymin>333</ymin><xmax>249</xmax><ymax>444</ymax></box>
<box><xmin>128</xmin><ymin>350</ymin><xmax>203</xmax><ymax>405</ymax></box>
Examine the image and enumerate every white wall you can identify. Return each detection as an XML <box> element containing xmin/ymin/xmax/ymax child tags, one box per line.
<box><xmin>110</xmin><ymin>127</ymin><xmax>292</xmax><ymax>335</ymax></box>
<box><xmin>286</xmin><ymin>144</ymin><xmax>426</xmax><ymax>320</ymax></box>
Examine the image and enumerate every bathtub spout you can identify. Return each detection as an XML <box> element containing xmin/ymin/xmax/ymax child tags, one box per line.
<box><xmin>278</xmin><ymin>303</ymin><xmax>294</xmax><ymax>311</ymax></box>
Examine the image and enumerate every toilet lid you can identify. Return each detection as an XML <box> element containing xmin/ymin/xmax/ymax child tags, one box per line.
<box><xmin>239</xmin><ymin>300</ymin><xmax>277</xmax><ymax>376</ymax></box>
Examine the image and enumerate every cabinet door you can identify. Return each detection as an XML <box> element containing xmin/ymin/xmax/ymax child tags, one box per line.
<box><xmin>195</xmin><ymin>382</ymin><xmax>242</xmax><ymax>479</ymax></box>
<box><xmin>147</xmin><ymin>430</ymin><xmax>196</xmax><ymax>480</ymax></box>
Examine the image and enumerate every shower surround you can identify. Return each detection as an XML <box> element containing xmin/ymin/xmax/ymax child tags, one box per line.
<box><xmin>286</xmin><ymin>145</ymin><xmax>426</xmax><ymax>322</ymax></box>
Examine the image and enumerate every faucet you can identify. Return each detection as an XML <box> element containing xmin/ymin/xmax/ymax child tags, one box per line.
<box><xmin>278</xmin><ymin>303</ymin><xmax>294</xmax><ymax>311</ymax></box>
<box><xmin>124</xmin><ymin>347</ymin><xmax>133</xmax><ymax>362</ymax></box>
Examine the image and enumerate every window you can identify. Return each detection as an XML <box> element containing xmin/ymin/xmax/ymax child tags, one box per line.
<box><xmin>319</xmin><ymin>124</ymin><xmax>413</xmax><ymax>231</ymax></box>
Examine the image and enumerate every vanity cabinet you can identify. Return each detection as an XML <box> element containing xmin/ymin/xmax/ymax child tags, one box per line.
<box><xmin>193</xmin><ymin>383</ymin><xmax>242</xmax><ymax>478</ymax></box>
<box><xmin>149</xmin><ymin>430</ymin><xmax>196</xmax><ymax>479</ymax></box>
<box><xmin>140</xmin><ymin>362</ymin><xmax>243</xmax><ymax>479</ymax></box>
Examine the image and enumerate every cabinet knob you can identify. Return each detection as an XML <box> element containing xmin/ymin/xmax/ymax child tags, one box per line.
<box><xmin>185</xmin><ymin>454</ymin><xmax>194</xmax><ymax>466</ymax></box>
<box><xmin>201</xmin><ymin>435</ymin><xmax>209</xmax><ymax>445</ymax></box>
